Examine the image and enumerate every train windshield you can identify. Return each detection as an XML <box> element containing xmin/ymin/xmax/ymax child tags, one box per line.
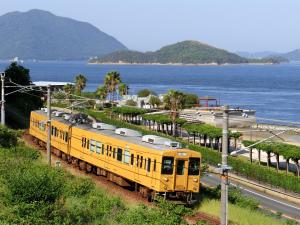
<box><xmin>161</xmin><ymin>157</ymin><xmax>174</xmax><ymax>174</ymax></box>
<box><xmin>188</xmin><ymin>157</ymin><xmax>200</xmax><ymax>175</ymax></box>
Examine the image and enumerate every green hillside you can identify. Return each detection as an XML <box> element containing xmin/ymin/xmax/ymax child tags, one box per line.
<box><xmin>90</xmin><ymin>40</ymin><xmax>249</xmax><ymax>65</ymax></box>
<box><xmin>0</xmin><ymin>9</ymin><xmax>127</xmax><ymax>60</ymax></box>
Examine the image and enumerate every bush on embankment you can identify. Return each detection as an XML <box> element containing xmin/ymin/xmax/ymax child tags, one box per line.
<box><xmin>86</xmin><ymin>110</ymin><xmax>300</xmax><ymax>194</ymax></box>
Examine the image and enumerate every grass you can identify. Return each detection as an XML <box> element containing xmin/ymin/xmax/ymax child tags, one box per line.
<box><xmin>197</xmin><ymin>199</ymin><xmax>287</xmax><ymax>225</ymax></box>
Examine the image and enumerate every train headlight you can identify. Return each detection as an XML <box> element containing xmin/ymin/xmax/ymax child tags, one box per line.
<box><xmin>163</xmin><ymin>177</ymin><xmax>169</xmax><ymax>182</ymax></box>
<box><xmin>193</xmin><ymin>178</ymin><xmax>198</xmax><ymax>182</ymax></box>
<box><xmin>164</xmin><ymin>186</ymin><xmax>167</xmax><ymax>190</ymax></box>
<box><xmin>193</xmin><ymin>187</ymin><xmax>198</xmax><ymax>191</ymax></box>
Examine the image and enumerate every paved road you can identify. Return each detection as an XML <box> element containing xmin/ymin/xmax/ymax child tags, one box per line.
<box><xmin>201</xmin><ymin>173</ymin><xmax>300</xmax><ymax>220</ymax></box>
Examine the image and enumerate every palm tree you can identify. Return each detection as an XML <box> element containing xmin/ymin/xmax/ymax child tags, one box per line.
<box><xmin>118</xmin><ymin>83</ymin><xmax>129</xmax><ymax>98</ymax></box>
<box><xmin>75</xmin><ymin>74</ymin><xmax>87</xmax><ymax>95</ymax></box>
<box><xmin>231</xmin><ymin>132</ymin><xmax>242</xmax><ymax>150</ymax></box>
<box><xmin>104</xmin><ymin>71</ymin><xmax>121</xmax><ymax>103</ymax></box>
<box><xmin>63</xmin><ymin>83</ymin><xmax>75</xmax><ymax>104</ymax></box>
<box><xmin>163</xmin><ymin>90</ymin><xmax>185</xmax><ymax>136</ymax></box>
<box><xmin>96</xmin><ymin>85</ymin><xmax>108</xmax><ymax>102</ymax></box>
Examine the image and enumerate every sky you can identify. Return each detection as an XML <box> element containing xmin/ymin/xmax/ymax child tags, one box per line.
<box><xmin>1</xmin><ymin>0</ymin><xmax>300</xmax><ymax>53</ymax></box>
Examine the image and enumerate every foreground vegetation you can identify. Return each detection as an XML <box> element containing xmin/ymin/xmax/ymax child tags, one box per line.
<box><xmin>198</xmin><ymin>200</ymin><xmax>288</xmax><ymax>225</ymax></box>
<box><xmin>0</xmin><ymin>145</ymin><xmax>192</xmax><ymax>225</ymax></box>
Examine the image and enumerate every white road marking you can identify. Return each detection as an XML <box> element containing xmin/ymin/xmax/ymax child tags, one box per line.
<box><xmin>230</xmin><ymin>182</ymin><xmax>300</xmax><ymax>211</ymax></box>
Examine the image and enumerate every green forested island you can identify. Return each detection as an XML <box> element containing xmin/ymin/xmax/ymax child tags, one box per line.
<box><xmin>89</xmin><ymin>40</ymin><xmax>286</xmax><ymax>65</ymax></box>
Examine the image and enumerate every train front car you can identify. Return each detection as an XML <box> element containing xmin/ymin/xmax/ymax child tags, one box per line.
<box><xmin>159</xmin><ymin>148</ymin><xmax>201</xmax><ymax>202</ymax></box>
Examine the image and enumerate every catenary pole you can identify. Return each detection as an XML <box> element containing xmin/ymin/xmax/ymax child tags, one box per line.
<box><xmin>221</xmin><ymin>105</ymin><xmax>229</xmax><ymax>225</ymax></box>
<box><xmin>47</xmin><ymin>84</ymin><xmax>51</xmax><ymax>165</ymax></box>
<box><xmin>1</xmin><ymin>73</ymin><xmax>5</xmax><ymax>126</ymax></box>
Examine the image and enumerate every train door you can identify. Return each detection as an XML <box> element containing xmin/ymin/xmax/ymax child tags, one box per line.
<box><xmin>174</xmin><ymin>159</ymin><xmax>188</xmax><ymax>191</ymax></box>
<box><xmin>150</xmin><ymin>158</ymin><xmax>157</xmax><ymax>187</ymax></box>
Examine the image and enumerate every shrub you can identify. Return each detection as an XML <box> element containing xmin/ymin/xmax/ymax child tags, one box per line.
<box><xmin>149</xmin><ymin>95</ymin><xmax>161</xmax><ymax>108</ymax></box>
<box><xmin>0</xmin><ymin>126</ymin><xmax>19</xmax><ymax>148</ymax></box>
<box><xmin>116</xmin><ymin>198</ymin><xmax>190</xmax><ymax>225</ymax></box>
<box><xmin>6</xmin><ymin>163</ymin><xmax>65</xmax><ymax>203</ymax></box>
<box><xmin>125</xmin><ymin>99</ymin><xmax>137</xmax><ymax>106</ymax></box>
<box><xmin>137</xmin><ymin>89</ymin><xmax>156</xmax><ymax>97</ymax></box>
<box><xmin>64</xmin><ymin>177</ymin><xmax>95</xmax><ymax>197</ymax></box>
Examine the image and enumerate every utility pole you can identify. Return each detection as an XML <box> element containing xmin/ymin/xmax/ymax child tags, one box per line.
<box><xmin>220</xmin><ymin>105</ymin><xmax>230</xmax><ymax>225</ymax></box>
<box><xmin>1</xmin><ymin>73</ymin><xmax>5</xmax><ymax>126</ymax></box>
<box><xmin>47</xmin><ymin>85</ymin><xmax>51</xmax><ymax>165</ymax></box>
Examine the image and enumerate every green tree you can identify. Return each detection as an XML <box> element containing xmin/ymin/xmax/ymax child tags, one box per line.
<box><xmin>163</xmin><ymin>90</ymin><xmax>185</xmax><ymax>136</ymax></box>
<box><xmin>104</xmin><ymin>71</ymin><xmax>121</xmax><ymax>103</ymax></box>
<box><xmin>149</xmin><ymin>95</ymin><xmax>161</xmax><ymax>108</ymax></box>
<box><xmin>137</xmin><ymin>89</ymin><xmax>156</xmax><ymax>97</ymax></box>
<box><xmin>118</xmin><ymin>83</ymin><xmax>129</xmax><ymax>97</ymax></box>
<box><xmin>96</xmin><ymin>85</ymin><xmax>108</xmax><ymax>101</ymax></box>
<box><xmin>4</xmin><ymin>62</ymin><xmax>43</xmax><ymax>128</ymax></box>
<box><xmin>183</xmin><ymin>92</ymin><xmax>198</xmax><ymax>108</ymax></box>
<box><xmin>63</xmin><ymin>83</ymin><xmax>75</xmax><ymax>104</ymax></box>
<box><xmin>75</xmin><ymin>74</ymin><xmax>87</xmax><ymax>95</ymax></box>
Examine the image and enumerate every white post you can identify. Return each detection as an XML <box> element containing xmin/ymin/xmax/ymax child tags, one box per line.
<box><xmin>221</xmin><ymin>105</ymin><xmax>229</xmax><ymax>225</ymax></box>
<box><xmin>47</xmin><ymin>85</ymin><xmax>51</xmax><ymax>165</ymax></box>
<box><xmin>1</xmin><ymin>73</ymin><xmax>5</xmax><ymax>126</ymax></box>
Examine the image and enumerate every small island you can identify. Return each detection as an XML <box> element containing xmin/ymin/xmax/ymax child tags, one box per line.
<box><xmin>89</xmin><ymin>40</ymin><xmax>288</xmax><ymax>65</ymax></box>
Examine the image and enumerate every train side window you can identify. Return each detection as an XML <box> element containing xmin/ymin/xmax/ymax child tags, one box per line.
<box><xmin>113</xmin><ymin>148</ymin><xmax>116</xmax><ymax>158</ymax></box>
<box><xmin>90</xmin><ymin>140</ymin><xmax>96</xmax><ymax>152</ymax></box>
<box><xmin>117</xmin><ymin>148</ymin><xmax>122</xmax><ymax>161</ymax></box>
<box><xmin>161</xmin><ymin>157</ymin><xmax>174</xmax><ymax>175</ymax></box>
<box><xmin>106</xmin><ymin>145</ymin><xmax>109</xmax><ymax>156</ymax></box>
<box><xmin>65</xmin><ymin>132</ymin><xmax>68</xmax><ymax>142</ymax></box>
<box><xmin>144</xmin><ymin>158</ymin><xmax>146</xmax><ymax>169</ymax></box>
<box><xmin>153</xmin><ymin>159</ymin><xmax>156</xmax><ymax>172</ymax></box>
<box><xmin>102</xmin><ymin>144</ymin><xmax>104</xmax><ymax>154</ymax></box>
<box><xmin>82</xmin><ymin>138</ymin><xmax>87</xmax><ymax>148</ymax></box>
<box><xmin>136</xmin><ymin>155</ymin><xmax>139</xmax><ymax>167</ymax></box>
<box><xmin>109</xmin><ymin>146</ymin><xmax>112</xmax><ymax>157</ymax></box>
<box><xmin>81</xmin><ymin>137</ymin><xmax>84</xmax><ymax>147</ymax></box>
<box><xmin>147</xmin><ymin>158</ymin><xmax>151</xmax><ymax>172</ymax></box>
<box><xmin>140</xmin><ymin>156</ymin><xmax>143</xmax><ymax>168</ymax></box>
<box><xmin>130</xmin><ymin>154</ymin><xmax>134</xmax><ymax>165</ymax></box>
<box><xmin>96</xmin><ymin>142</ymin><xmax>102</xmax><ymax>154</ymax></box>
<box><xmin>87</xmin><ymin>140</ymin><xmax>90</xmax><ymax>149</ymax></box>
<box><xmin>124</xmin><ymin>150</ymin><xmax>130</xmax><ymax>164</ymax></box>
<box><xmin>51</xmin><ymin>126</ymin><xmax>54</xmax><ymax>135</ymax></box>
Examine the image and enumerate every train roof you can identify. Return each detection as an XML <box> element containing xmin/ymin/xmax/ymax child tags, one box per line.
<box><xmin>33</xmin><ymin>110</ymin><xmax>185</xmax><ymax>152</ymax></box>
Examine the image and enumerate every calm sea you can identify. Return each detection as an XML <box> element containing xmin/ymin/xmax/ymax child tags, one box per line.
<box><xmin>1</xmin><ymin>61</ymin><xmax>300</xmax><ymax>124</ymax></box>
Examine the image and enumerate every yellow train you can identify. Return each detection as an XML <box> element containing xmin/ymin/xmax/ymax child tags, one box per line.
<box><xmin>29</xmin><ymin>109</ymin><xmax>201</xmax><ymax>202</ymax></box>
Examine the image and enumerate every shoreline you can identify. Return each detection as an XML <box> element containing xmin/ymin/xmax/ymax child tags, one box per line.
<box><xmin>88</xmin><ymin>61</ymin><xmax>279</xmax><ymax>66</ymax></box>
